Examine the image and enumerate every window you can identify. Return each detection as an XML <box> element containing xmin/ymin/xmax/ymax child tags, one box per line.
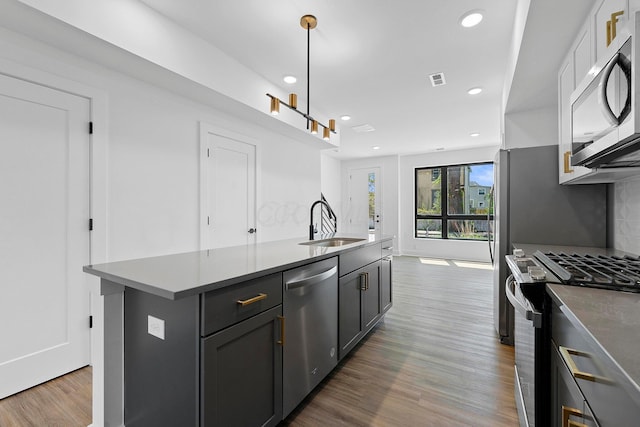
<box><xmin>415</xmin><ymin>162</ymin><xmax>494</xmax><ymax>240</ymax></box>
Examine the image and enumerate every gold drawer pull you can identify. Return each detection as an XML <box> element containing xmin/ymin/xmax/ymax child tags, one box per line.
<box><xmin>236</xmin><ymin>293</ymin><xmax>267</xmax><ymax>306</ymax></box>
<box><xmin>559</xmin><ymin>346</ymin><xmax>596</xmax><ymax>382</ymax></box>
<box><xmin>563</xmin><ymin>151</ymin><xmax>574</xmax><ymax>174</ymax></box>
<box><xmin>277</xmin><ymin>315</ymin><xmax>285</xmax><ymax>346</ymax></box>
<box><xmin>562</xmin><ymin>405</ymin><xmax>587</xmax><ymax>427</ymax></box>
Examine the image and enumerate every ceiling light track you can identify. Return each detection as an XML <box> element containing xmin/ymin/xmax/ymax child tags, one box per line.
<box><xmin>266</xmin><ymin>14</ymin><xmax>336</xmax><ymax>141</ymax></box>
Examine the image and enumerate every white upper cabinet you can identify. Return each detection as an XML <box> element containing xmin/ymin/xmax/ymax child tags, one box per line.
<box><xmin>594</xmin><ymin>0</ymin><xmax>629</xmax><ymax>65</ymax></box>
<box><xmin>573</xmin><ymin>24</ymin><xmax>593</xmax><ymax>88</ymax></box>
<box><xmin>557</xmin><ymin>0</ymin><xmax>640</xmax><ymax>184</ymax></box>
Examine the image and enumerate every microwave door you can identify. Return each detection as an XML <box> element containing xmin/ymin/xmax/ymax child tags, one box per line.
<box><xmin>599</xmin><ymin>53</ymin><xmax>625</xmax><ymax>126</ymax></box>
<box><xmin>571</xmin><ymin>43</ymin><xmax>632</xmax><ymax>166</ymax></box>
<box><xmin>572</xmin><ymin>68</ymin><xmax>616</xmax><ymax>147</ymax></box>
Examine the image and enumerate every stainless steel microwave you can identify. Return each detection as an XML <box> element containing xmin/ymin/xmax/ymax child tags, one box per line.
<box><xmin>571</xmin><ymin>16</ymin><xmax>640</xmax><ymax>169</ymax></box>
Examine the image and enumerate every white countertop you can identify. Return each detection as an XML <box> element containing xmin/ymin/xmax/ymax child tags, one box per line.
<box><xmin>84</xmin><ymin>234</ymin><xmax>393</xmax><ymax>299</ymax></box>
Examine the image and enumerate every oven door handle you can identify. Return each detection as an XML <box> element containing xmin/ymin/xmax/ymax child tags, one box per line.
<box><xmin>505</xmin><ymin>275</ymin><xmax>542</xmax><ymax>328</ymax></box>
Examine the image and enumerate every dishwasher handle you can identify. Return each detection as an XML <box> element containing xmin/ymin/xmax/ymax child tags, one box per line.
<box><xmin>285</xmin><ymin>265</ymin><xmax>338</xmax><ymax>291</ymax></box>
<box><xmin>505</xmin><ymin>275</ymin><xmax>542</xmax><ymax>328</ymax></box>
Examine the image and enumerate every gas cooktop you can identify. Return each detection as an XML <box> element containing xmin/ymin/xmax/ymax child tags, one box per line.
<box><xmin>534</xmin><ymin>250</ymin><xmax>640</xmax><ymax>293</ymax></box>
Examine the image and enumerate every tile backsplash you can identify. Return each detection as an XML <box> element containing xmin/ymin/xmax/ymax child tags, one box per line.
<box><xmin>613</xmin><ymin>176</ymin><xmax>640</xmax><ymax>255</ymax></box>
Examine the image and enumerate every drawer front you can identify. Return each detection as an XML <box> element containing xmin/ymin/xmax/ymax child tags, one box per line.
<box><xmin>552</xmin><ymin>302</ymin><xmax>640</xmax><ymax>425</ymax></box>
<box><xmin>339</xmin><ymin>243</ymin><xmax>381</xmax><ymax>277</ymax></box>
<box><xmin>202</xmin><ymin>273</ymin><xmax>282</xmax><ymax>336</ymax></box>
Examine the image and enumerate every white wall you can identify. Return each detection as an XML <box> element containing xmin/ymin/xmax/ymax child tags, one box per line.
<box><xmin>320</xmin><ymin>153</ymin><xmax>342</xmax><ymax>225</ymax></box>
<box><xmin>0</xmin><ymin>26</ymin><xmax>320</xmax><ymax>263</ymax></box>
<box><xmin>503</xmin><ymin>105</ymin><xmax>557</xmax><ymax>149</ymax></box>
<box><xmin>340</xmin><ymin>156</ymin><xmax>400</xmax><ymax>252</ymax></box>
<box><xmin>399</xmin><ymin>146</ymin><xmax>498</xmax><ymax>262</ymax></box>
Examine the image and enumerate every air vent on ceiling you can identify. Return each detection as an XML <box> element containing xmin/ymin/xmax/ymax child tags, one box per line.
<box><xmin>429</xmin><ymin>72</ymin><xmax>446</xmax><ymax>87</ymax></box>
<box><xmin>352</xmin><ymin>124</ymin><xmax>376</xmax><ymax>133</ymax></box>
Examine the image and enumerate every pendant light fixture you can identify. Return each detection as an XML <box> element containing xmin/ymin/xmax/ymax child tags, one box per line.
<box><xmin>267</xmin><ymin>14</ymin><xmax>336</xmax><ymax>140</ymax></box>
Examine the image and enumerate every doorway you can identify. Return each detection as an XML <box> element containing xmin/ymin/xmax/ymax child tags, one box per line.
<box><xmin>200</xmin><ymin>123</ymin><xmax>257</xmax><ymax>249</ymax></box>
<box><xmin>346</xmin><ymin>167</ymin><xmax>381</xmax><ymax>235</ymax></box>
<box><xmin>0</xmin><ymin>73</ymin><xmax>91</xmax><ymax>399</ymax></box>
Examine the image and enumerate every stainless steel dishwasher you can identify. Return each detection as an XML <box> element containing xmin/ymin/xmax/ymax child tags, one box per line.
<box><xmin>282</xmin><ymin>256</ymin><xmax>338</xmax><ymax>417</ymax></box>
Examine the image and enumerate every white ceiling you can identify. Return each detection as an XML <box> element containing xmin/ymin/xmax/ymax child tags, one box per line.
<box><xmin>137</xmin><ymin>0</ymin><xmax>594</xmax><ymax>159</ymax></box>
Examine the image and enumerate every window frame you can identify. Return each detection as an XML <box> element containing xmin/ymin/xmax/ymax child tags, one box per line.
<box><xmin>414</xmin><ymin>162</ymin><xmax>494</xmax><ymax>240</ymax></box>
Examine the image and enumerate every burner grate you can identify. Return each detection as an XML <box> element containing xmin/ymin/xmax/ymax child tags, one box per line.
<box><xmin>536</xmin><ymin>252</ymin><xmax>640</xmax><ymax>292</ymax></box>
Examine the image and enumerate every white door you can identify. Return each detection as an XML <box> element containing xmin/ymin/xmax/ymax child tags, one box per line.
<box><xmin>0</xmin><ymin>74</ymin><xmax>91</xmax><ymax>399</ymax></box>
<box><xmin>201</xmin><ymin>126</ymin><xmax>256</xmax><ymax>249</ymax></box>
<box><xmin>346</xmin><ymin>167</ymin><xmax>381</xmax><ymax>235</ymax></box>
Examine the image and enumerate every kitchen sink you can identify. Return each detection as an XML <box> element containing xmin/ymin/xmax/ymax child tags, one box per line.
<box><xmin>299</xmin><ymin>237</ymin><xmax>366</xmax><ymax>247</ymax></box>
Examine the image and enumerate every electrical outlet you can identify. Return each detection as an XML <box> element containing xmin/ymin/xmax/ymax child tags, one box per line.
<box><xmin>147</xmin><ymin>315</ymin><xmax>165</xmax><ymax>340</ymax></box>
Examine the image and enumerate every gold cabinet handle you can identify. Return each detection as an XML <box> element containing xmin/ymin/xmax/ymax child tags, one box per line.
<box><xmin>563</xmin><ymin>151</ymin><xmax>574</xmax><ymax>174</ymax></box>
<box><xmin>562</xmin><ymin>406</ymin><xmax>588</xmax><ymax>427</ymax></box>
<box><xmin>359</xmin><ymin>273</ymin><xmax>367</xmax><ymax>291</ymax></box>
<box><xmin>606</xmin><ymin>10</ymin><xmax>625</xmax><ymax>47</ymax></box>
<box><xmin>277</xmin><ymin>315</ymin><xmax>285</xmax><ymax>346</ymax></box>
<box><xmin>559</xmin><ymin>346</ymin><xmax>596</xmax><ymax>382</ymax></box>
<box><xmin>236</xmin><ymin>293</ymin><xmax>267</xmax><ymax>306</ymax></box>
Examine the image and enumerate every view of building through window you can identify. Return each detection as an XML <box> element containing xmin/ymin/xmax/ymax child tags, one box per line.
<box><xmin>415</xmin><ymin>163</ymin><xmax>494</xmax><ymax>240</ymax></box>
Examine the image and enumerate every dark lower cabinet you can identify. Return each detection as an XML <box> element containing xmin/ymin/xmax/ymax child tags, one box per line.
<box><xmin>380</xmin><ymin>256</ymin><xmax>392</xmax><ymax>313</ymax></box>
<box><xmin>339</xmin><ymin>261</ymin><xmax>381</xmax><ymax>359</ymax></box>
<box><xmin>202</xmin><ymin>305</ymin><xmax>283</xmax><ymax>427</ymax></box>
<box><xmin>550</xmin><ymin>344</ymin><xmax>598</xmax><ymax>427</ymax></box>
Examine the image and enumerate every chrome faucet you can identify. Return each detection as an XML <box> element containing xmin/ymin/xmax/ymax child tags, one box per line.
<box><xmin>309</xmin><ymin>199</ymin><xmax>330</xmax><ymax>240</ymax></box>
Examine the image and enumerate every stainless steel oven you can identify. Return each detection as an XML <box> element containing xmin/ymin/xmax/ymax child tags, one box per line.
<box><xmin>505</xmin><ymin>254</ymin><xmax>557</xmax><ymax>427</ymax></box>
<box><xmin>505</xmin><ymin>247</ymin><xmax>640</xmax><ymax>427</ymax></box>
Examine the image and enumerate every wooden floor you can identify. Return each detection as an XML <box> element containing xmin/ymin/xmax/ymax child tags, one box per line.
<box><xmin>282</xmin><ymin>256</ymin><xmax>518</xmax><ymax>426</ymax></box>
<box><xmin>0</xmin><ymin>256</ymin><xmax>517</xmax><ymax>427</ymax></box>
<box><xmin>0</xmin><ymin>366</ymin><xmax>92</xmax><ymax>427</ymax></box>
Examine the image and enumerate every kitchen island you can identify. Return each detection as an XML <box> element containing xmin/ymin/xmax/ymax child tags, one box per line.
<box><xmin>84</xmin><ymin>234</ymin><xmax>393</xmax><ymax>427</ymax></box>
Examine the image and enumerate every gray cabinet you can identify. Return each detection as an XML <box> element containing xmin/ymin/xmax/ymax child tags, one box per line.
<box><xmin>201</xmin><ymin>305</ymin><xmax>282</xmax><ymax>427</ymax></box>
<box><xmin>338</xmin><ymin>260</ymin><xmax>381</xmax><ymax>359</ymax></box>
<box><xmin>117</xmin><ymin>240</ymin><xmax>392</xmax><ymax>426</ymax></box>
<box><xmin>551</xmin><ymin>344</ymin><xmax>598</xmax><ymax>427</ymax></box>
<box><xmin>550</xmin><ymin>300</ymin><xmax>640</xmax><ymax>426</ymax></box>
<box><xmin>201</xmin><ymin>273</ymin><xmax>283</xmax><ymax>427</ymax></box>
<box><xmin>380</xmin><ymin>244</ymin><xmax>392</xmax><ymax>313</ymax></box>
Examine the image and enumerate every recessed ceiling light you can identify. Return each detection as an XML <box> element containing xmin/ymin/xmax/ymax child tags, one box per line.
<box><xmin>283</xmin><ymin>75</ymin><xmax>297</xmax><ymax>84</ymax></box>
<box><xmin>460</xmin><ymin>10</ymin><xmax>483</xmax><ymax>28</ymax></box>
<box><xmin>372</xmin><ymin>146</ymin><xmax>380</xmax><ymax>150</ymax></box>
<box><xmin>467</xmin><ymin>87</ymin><xmax>483</xmax><ymax>95</ymax></box>
<box><xmin>470</xmin><ymin>132</ymin><xmax>480</xmax><ymax>137</ymax></box>
<box><xmin>340</xmin><ymin>115</ymin><xmax>351</xmax><ymax>121</ymax></box>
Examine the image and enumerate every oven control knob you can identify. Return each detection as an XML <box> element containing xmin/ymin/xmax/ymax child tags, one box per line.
<box><xmin>528</xmin><ymin>266</ymin><xmax>546</xmax><ymax>281</ymax></box>
<box><xmin>513</xmin><ymin>249</ymin><xmax>525</xmax><ymax>258</ymax></box>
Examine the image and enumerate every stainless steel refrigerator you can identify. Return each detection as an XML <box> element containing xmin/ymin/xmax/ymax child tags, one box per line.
<box><xmin>492</xmin><ymin>146</ymin><xmax>607</xmax><ymax>345</ymax></box>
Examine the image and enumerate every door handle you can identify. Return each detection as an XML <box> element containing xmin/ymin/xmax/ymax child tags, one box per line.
<box><xmin>558</xmin><ymin>346</ymin><xmax>597</xmax><ymax>382</ymax></box>
<box><xmin>285</xmin><ymin>266</ymin><xmax>337</xmax><ymax>290</ymax></box>
<box><xmin>248</xmin><ymin>228</ymin><xmax>257</xmax><ymax>234</ymax></box>
<box><xmin>359</xmin><ymin>272</ymin><xmax>369</xmax><ymax>290</ymax></box>
<box><xmin>562</xmin><ymin>406</ymin><xmax>587</xmax><ymax>427</ymax></box>
<box><xmin>277</xmin><ymin>315</ymin><xmax>285</xmax><ymax>346</ymax></box>
<box><xmin>504</xmin><ymin>275</ymin><xmax>542</xmax><ymax>328</ymax></box>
